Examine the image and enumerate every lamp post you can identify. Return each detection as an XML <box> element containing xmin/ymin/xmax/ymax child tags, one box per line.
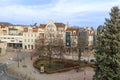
<box><xmin>17</xmin><ymin>49</ymin><xmax>19</xmax><ymax>68</ymax></box>
<box><xmin>17</xmin><ymin>44</ymin><xmax>21</xmax><ymax>68</ymax></box>
<box><xmin>84</xmin><ymin>67</ymin><xmax>86</xmax><ymax>80</ymax></box>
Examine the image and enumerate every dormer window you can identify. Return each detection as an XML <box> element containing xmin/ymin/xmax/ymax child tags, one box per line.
<box><xmin>73</xmin><ymin>31</ymin><xmax>76</xmax><ymax>35</ymax></box>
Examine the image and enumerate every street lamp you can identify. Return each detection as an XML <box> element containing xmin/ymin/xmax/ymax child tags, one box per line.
<box><xmin>84</xmin><ymin>67</ymin><xmax>86</xmax><ymax>80</ymax></box>
<box><xmin>17</xmin><ymin>44</ymin><xmax>21</xmax><ymax>68</ymax></box>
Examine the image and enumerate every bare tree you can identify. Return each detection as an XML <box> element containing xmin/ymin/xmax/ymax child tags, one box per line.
<box><xmin>34</xmin><ymin>31</ymin><xmax>65</xmax><ymax>67</ymax></box>
<box><xmin>33</xmin><ymin>33</ymin><xmax>46</xmax><ymax>57</ymax></box>
<box><xmin>54</xmin><ymin>33</ymin><xmax>65</xmax><ymax>61</ymax></box>
<box><xmin>77</xmin><ymin>29</ymin><xmax>87</xmax><ymax>61</ymax></box>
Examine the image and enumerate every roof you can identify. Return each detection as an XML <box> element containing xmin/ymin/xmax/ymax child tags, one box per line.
<box><xmin>0</xmin><ymin>24</ymin><xmax>8</xmax><ymax>28</ymax></box>
<box><xmin>24</xmin><ymin>28</ymin><xmax>28</xmax><ymax>32</ymax></box>
<box><xmin>66</xmin><ymin>27</ymin><xmax>79</xmax><ymax>36</ymax></box>
<box><xmin>9</xmin><ymin>28</ymin><xmax>18</xmax><ymax>30</ymax></box>
<box><xmin>32</xmin><ymin>28</ymin><xmax>38</xmax><ymax>32</ymax></box>
<box><xmin>55</xmin><ymin>23</ymin><xmax>65</xmax><ymax>28</ymax></box>
<box><xmin>66</xmin><ymin>27</ymin><xmax>79</xmax><ymax>31</ymax></box>
<box><xmin>39</xmin><ymin>24</ymin><xmax>46</xmax><ymax>28</ymax></box>
<box><xmin>23</xmin><ymin>27</ymin><xmax>38</xmax><ymax>32</ymax></box>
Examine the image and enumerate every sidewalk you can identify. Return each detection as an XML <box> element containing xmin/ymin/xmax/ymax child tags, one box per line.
<box><xmin>7</xmin><ymin>56</ymin><xmax>94</xmax><ymax>80</ymax></box>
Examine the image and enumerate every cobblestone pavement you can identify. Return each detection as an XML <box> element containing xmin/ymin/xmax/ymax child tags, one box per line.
<box><xmin>8</xmin><ymin>56</ymin><xmax>94</xmax><ymax>80</ymax></box>
<box><xmin>1</xmin><ymin>49</ymin><xmax>94</xmax><ymax>80</ymax></box>
<box><xmin>0</xmin><ymin>52</ymin><xmax>17</xmax><ymax>63</ymax></box>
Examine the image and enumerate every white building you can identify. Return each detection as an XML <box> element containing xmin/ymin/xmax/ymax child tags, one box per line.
<box><xmin>0</xmin><ymin>35</ymin><xmax>22</xmax><ymax>48</ymax></box>
<box><xmin>38</xmin><ymin>20</ymin><xmax>66</xmax><ymax>46</ymax></box>
<box><xmin>23</xmin><ymin>27</ymin><xmax>39</xmax><ymax>49</ymax></box>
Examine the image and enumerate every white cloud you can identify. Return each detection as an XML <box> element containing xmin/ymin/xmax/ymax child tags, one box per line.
<box><xmin>0</xmin><ymin>0</ymin><xmax>120</xmax><ymax>27</ymax></box>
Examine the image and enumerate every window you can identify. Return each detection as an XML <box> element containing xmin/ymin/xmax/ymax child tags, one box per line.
<box><xmin>66</xmin><ymin>32</ymin><xmax>71</xmax><ymax>46</ymax></box>
<box><xmin>28</xmin><ymin>45</ymin><xmax>30</xmax><ymax>49</ymax></box>
<box><xmin>19</xmin><ymin>41</ymin><xmax>22</xmax><ymax>42</ymax></box>
<box><xmin>31</xmin><ymin>39</ymin><xmax>33</xmax><ymax>42</ymax></box>
<box><xmin>31</xmin><ymin>45</ymin><xmax>33</xmax><ymax>49</ymax></box>
<box><xmin>34</xmin><ymin>34</ymin><xmax>36</xmax><ymax>37</ymax></box>
<box><xmin>24</xmin><ymin>39</ymin><xmax>26</xmax><ymax>42</ymax></box>
<box><xmin>28</xmin><ymin>39</ymin><xmax>30</xmax><ymax>42</ymax></box>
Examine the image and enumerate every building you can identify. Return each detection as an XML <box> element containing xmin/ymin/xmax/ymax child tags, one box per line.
<box><xmin>65</xmin><ymin>27</ymin><xmax>88</xmax><ymax>54</ymax></box>
<box><xmin>8</xmin><ymin>25</ymin><xmax>24</xmax><ymax>35</ymax></box>
<box><xmin>38</xmin><ymin>20</ymin><xmax>66</xmax><ymax>45</ymax></box>
<box><xmin>23</xmin><ymin>27</ymin><xmax>39</xmax><ymax>49</ymax></box>
<box><xmin>0</xmin><ymin>35</ymin><xmax>23</xmax><ymax>48</ymax></box>
<box><xmin>0</xmin><ymin>24</ymin><xmax>9</xmax><ymax>35</ymax></box>
<box><xmin>0</xmin><ymin>41</ymin><xmax>7</xmax><ymax>56</ymax></box>
<box><xmin>87</xmin><ymin>27</ymin><xmax>94</xmax><ymax>46</ymax></box>
<box><xmin>0</xmin><ymin>20</ymin><xmax>95</xmax><ymax>52</ymax></box>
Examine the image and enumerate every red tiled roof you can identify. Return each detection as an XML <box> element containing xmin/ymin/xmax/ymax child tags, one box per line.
<box><xmin>39</xmin><ymin>24</ymin><xmax>46</xmax><ymax>28</ymax></box>
<box><xmin>32</xmin><ymin>28</ymin><xmax>38</xmax><ymax>32</ymax></box>
<box><xmin>66</xmin><ymin>27</ymin><xmax>79</xmax><ymax>36</ymax></box>
<box><xmin>66</xmin><ymin>27</ymin><xmax>79</xmax><ymax>31</ymax></box>
<box><xmin>55</xmin><ymin>23</ymin><xmax>65</xmax><ymax>28</ymax></box>
<box><xmin>24</xmin><ymin>28</ymin><xmax>28</xmax><ymax>32</ymax></box>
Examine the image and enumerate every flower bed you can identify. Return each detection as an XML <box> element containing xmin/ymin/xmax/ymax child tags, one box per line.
<box><xmin>33</xmin><ymin>57</ymin><xmax>93</xmax><ymax>74</ymax></box>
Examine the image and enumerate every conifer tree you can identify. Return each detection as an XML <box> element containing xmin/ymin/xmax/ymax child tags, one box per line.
<box><xmin>94</xmin><ymin>6</ymin><xmax>120</xmax><ymax>80</ymax></box>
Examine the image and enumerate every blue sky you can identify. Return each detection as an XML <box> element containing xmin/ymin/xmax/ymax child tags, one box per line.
<box><xmin>0</xmin><ymin>0</ymin><xmax>120</xmax><ymax>29</ymax></box>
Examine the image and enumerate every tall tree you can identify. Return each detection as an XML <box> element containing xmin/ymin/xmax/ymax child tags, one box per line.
<box><xmin>94</xmin><ymin>6</ymin><xmax>120</xmax><ymax>80</ymax></box>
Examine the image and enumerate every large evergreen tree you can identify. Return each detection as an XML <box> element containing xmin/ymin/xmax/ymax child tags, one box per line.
<box><xmin>94</xmin><ymin>6</ymin><xmax>120</xmax><ymax>80</ymax></box>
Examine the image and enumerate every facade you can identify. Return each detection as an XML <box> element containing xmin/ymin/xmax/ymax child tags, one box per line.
<box><xmin>0</xmin><ymin>24</ymin><xmax>24</xmax><ymax>48</ymax></box>
<box><xmin>65</xmin><ymin>27</ymin><xmax>88</xmax><ymax>53</ymax></box>
<box><xmin>0</xmin><ymin>24</ymin><xmax>9</xmax><ymax>35</ymax></box>
<box><xmin>9</xmin><ymin>25</ymin><xmax>24</xmax><ymax>35</ymax></box>
<box><xmin>0</xmin><ymin>20</ymin><xmax>95</xmax><ymax>51</ymax></box>
<box><xmin>0</xmin><ymin>41</ymin><xmax>7</xmax><ymax>56</ymax></box>
<box><xmin>38</xmin><ymin>20</ymin><xmax>66</xmax><ymax>46</ymax></box>
<box><xmin>23</xmin><ymin>27</ymin><xmax>39</xmax><ymax>49</ymax></box>
<box><xmin>0</xmin><ymin>35</ymin><xmax>23</xmax><ymax>48</ymax></box>
<box><xmin>87</xmin><ymin>27</ymin><xmax>94</xmax><ymax>46</ymax></box>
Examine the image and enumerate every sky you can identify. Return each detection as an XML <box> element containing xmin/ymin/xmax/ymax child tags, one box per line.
<box><xmin>0</xmin><ymin>0</ymin><xmax>120</xmax><ymax>29</ymax></box>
